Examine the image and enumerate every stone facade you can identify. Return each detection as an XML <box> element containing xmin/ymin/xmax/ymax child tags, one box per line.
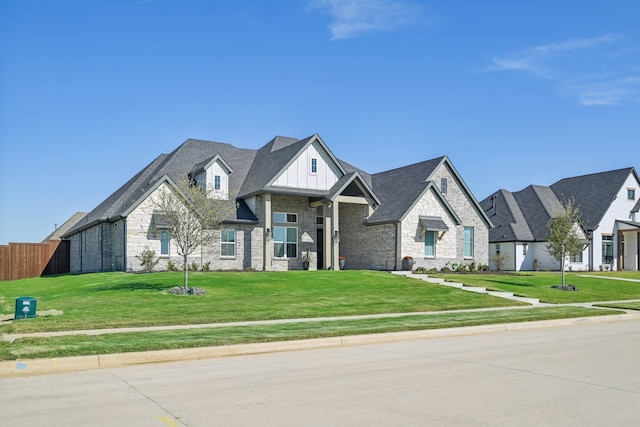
<box><xmin>339</xmin><ymin>204</ymin><xmax>397</xmax><ymax>270</ymax></box>
<box><xmin>398</xmin><ymin>163</ymin><xmax>490</xmax><ymax>271</ymax></box>
<box><xmin>68</xmin><ymin>219</ymin><xmax>125</xmax><ymax>273</ymax></box>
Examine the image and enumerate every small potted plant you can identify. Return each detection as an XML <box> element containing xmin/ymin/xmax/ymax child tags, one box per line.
<box><xmin>302</xmin><ymin>249</ymin><xmax>311</xmax><ymax>270</ymax></box>
<box><xmin>339</xmin><ymin>256</ymin><xmax>345</xmax><ymax>270</ymax></box>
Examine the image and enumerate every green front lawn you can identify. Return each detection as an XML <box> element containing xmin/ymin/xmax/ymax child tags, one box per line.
<box><xmin>1</xmin><ymin>306</ymin><xmax>620</xmax><ymax>361</ymax></box>
<box><xmin>0</xmin><ymin>271</ymin><xmax>525</xmax><ymax>334</ymax></box>
<box><xmin>434</xmin><ymin>271</ymin><xmax>640</xmax><ymax>304</ymax></box>
<box><xmin>1</xmin><ymin>271</ymin><xmax>632</xmax><ymax>361</ymax></box>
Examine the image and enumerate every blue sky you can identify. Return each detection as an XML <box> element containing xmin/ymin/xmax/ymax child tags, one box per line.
<box><xmin>1</xmin><ymin>0</ymin><xmax>639</xmax><ymax>244</ymax></box>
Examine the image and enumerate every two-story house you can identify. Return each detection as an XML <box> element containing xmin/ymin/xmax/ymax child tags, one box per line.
<box><xmin>63</xmin><ymin>134</ymin><xmax>491</xmax><ymax>272</ymax></box>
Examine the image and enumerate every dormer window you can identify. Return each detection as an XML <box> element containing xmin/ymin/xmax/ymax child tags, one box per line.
<box><xmin>192</xmin><ymin>155</ymin><xmax>232</xmax><ymax>199</ymax></box>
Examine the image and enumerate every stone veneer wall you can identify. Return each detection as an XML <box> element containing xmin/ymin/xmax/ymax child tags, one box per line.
<box><xmin>339</xmin><ymin>204</ymin><xmax>396</xmax><ymax>270</ymax></box>
<box><xmin>68</xmin><ymin>219</ymin><xmax>126</xmax><ymax>273</ymax></box>
<box><xmin>400</xmin><ymin>163</ymin><xmax>489</xmax><ymax>270</ymax></box>
<box><xmin>126</xmin><ymin>184</ymin><xmax>258</xmax><ymax>272</ymax></box>
<box><xmin>401</xmin><ymin>187</ymin><xmax>458</xmax><ymax>270</ymax></box>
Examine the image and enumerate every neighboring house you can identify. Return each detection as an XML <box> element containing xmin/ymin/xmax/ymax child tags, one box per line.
<box><xmin>480</xmin><ymin>168</ymin><xmax>640</xmax><ymax>271</ymax></box>
<box><xmin>41</xmin><ymin>212</ymin><xmax>88</xmax><ymax>242</ymax></box>
<box><xmin>63</xmin><ymin>134</ymin><xmax>491</xmax><ymax>272</ymax></box>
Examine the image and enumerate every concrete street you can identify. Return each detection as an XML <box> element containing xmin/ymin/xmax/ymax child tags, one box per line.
<box><xmin>2</xmin><ymin>319</ymin><xmax>639</xmax><ymax>426</ymax></box>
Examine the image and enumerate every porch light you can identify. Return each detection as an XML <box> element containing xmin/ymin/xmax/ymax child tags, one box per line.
<box><xmin>333</xmin><ymin>230</ymin><xmax>340</xmax><ymax>242</ymax></box>
<box><xmin>266</xmin><ymin>228</ymin><xmax>271</xmax><ymax>239</ymax></box>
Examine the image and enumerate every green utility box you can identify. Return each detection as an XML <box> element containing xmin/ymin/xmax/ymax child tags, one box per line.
<box><xmin>15</xmin><ymin>297</ymin><xmax>37</xmax><ymax>320</ymax></box>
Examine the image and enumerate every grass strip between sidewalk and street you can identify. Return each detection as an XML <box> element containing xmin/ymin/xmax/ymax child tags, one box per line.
<box><xmin>1</xmin><ymin>306</ymin><xmax>622</xmax><ymax>361</ymax></box>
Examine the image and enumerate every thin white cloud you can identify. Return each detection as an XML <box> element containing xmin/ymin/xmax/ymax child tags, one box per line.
<box><xmin>310</xmin><ymin>0</ymin><xmax>422</xmax><ymax>40</ymax></box>
<box><xmin>489</xmin><ymin>34</ymin><xmax>640</xmax><ymax>106</ymax></box>
<box><xmin>562</xmin><ymin>74</ymin><xmax>640</xmax><ymax>106</ymax></box>
<box><xmin>490</xmin><ymin>34</ymin><xmax>618</xmax><ymax>78</ymax></box>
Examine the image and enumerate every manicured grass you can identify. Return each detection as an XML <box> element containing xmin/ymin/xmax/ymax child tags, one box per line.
<box><xmin>596</xmin><ymin>302</ymin><xmax>640</xmax><ymax>311</ymax></box>
<box><xmin>0</xmin><ymin>271</ymin><xmax>525</xmax><ymax>334</ymax></box>
<box><xmin>2</xmin><ymin>271</ymin><xmax>632</xmax><ymax>361</ymax></box>
<box><xmin>434</xmin><ymin>272</ymin><xmax>640</xmax><ymax>304</ymax></box>
<box><xmin>0</xmin><ymin>306</ymin><xmax>621</xmax><ymax>361</ymax></box>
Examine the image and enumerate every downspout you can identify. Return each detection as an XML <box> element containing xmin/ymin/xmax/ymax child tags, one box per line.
<box><xmin>100</xmin><ymin>222</ymin><xmax>104</xmax><ymax>271</ymax></box>
<box><xmin>394</xmin><ymin>222</ymin><xmax>399</xmax><ymax>271</ymax></box>
<box><xmin>123</xmin><ymin>221</ymin><xmax>127</xmax><ymax>272</ymax></box>
<box><xmin>80</xmin><ymin>231</ymin><xmax>83</xmax><ymax>272</ymax></box>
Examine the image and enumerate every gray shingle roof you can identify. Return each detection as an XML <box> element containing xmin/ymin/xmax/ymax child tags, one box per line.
<box><xmin>551</xmin><ymin>167</ymin><xmax>636</xmax><ymax>230</ymax></box>
<box><xmin>64</xmin><ymin>134</ymin><xmax>489</xmax><ymax>237</ymax></box>
<box><xmin>367</xmin><ymin>157</ymin><xmax>444</xmax><ymax>224</ymax></box>
<box><xmin>238</xmin><ymin>135</ymin><xmax>310</xmax><ymax>198</ymax></box>
<box><xmin>42</xmin><ymin>211</ymin><xmax>89</xmax><ymax>242</ymax></box>
<box><xmin>481</xmin><ymin>189</ymin><xmax>534</xmax><ymax>242</ymax></box>
<box><xmin>482</xmin><ymin>167</ymin><xmax>638</xmax><ymax>243</ymax></box>
<box><xmin>65</xmin><ymin>139</ymin><xmax>257</xmax><ymax>235</ymax></box>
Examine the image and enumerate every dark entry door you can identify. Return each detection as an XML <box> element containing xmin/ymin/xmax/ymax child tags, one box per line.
<box><xmin>317</xmin><ymin>229</ymin><xmax>324</xmax><ymax>270</ymax></box>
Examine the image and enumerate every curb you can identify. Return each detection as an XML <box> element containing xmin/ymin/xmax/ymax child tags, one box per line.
<box><xmin>1</xmin><ymin>313</ymin><xmax>636</xmax><ymax>378</ymax></box>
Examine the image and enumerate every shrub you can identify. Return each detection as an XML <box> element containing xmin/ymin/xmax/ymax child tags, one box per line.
<box><xmin>455</xmin><ymin>263</ymin><xmax>467</xmax><ymax>273</ymax></box>
<box><xmin>440</xmin><ymin>266</ymin><xmax>452</xmax><ymax>273</ymax></box>
<box><xmin>189</xmin><ymin>261</ymin><xmax>199</xmax><ymax>271</ymax></box>
<box><xmin>202</xmin><ymin>261</ymin><xmax>211</xmax><ymax>272</ymax></box>
<box><xmin>414</xmin><ymin>266</ymin><xmax>428</xmax><ymax>274</ymax></box>
<box><xmin>135</xmin><ymin>246</ymin><xmax>159</xmax><ymax>272</ymax></box>
<box><xmin>490</xmin><ymin>253</ymin><xmax>510</xmax><ymax>272</ymax></box>
<box><xmin>167</xmin><ymin>260</ymin><xmax>179</xmax><ymax>272</ymax></box>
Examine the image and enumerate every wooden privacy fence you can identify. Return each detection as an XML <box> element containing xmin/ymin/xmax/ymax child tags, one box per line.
<box><xmin>0</xmin><ymin>240</ymin><xmax>70</xmax><ymax>281</ymax></box>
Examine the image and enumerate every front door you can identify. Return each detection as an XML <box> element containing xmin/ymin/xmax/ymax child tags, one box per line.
<box><xmin>317</xmin><ymin>228</ymin><xmax>324</xmax><ymax>270</ymax></box>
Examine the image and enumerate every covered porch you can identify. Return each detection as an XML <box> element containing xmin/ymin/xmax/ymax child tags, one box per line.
<box><xmin>617</xmin><ymin>220</ymin><xmax>640</xmax><ymax>271</ymax></box>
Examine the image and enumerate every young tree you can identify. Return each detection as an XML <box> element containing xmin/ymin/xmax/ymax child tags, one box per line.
<box><xmin>153</xmin><ymin>176</ymin><xmax>238</xmax><ymax>292</ymax></box>
<box><xmin>545</xmin><ymin>198</ymin><xmax>584</xmax><ymax>287</ymax></box>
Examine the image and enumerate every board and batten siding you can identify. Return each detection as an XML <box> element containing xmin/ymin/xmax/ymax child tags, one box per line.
<box><xmin>272</xmin><ymin>141</ymin><xmax>342</xmax><ymax>190</ymax></box>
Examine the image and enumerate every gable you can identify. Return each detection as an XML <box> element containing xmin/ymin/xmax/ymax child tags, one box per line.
<box><xmin>271</xmin><ymin>140</ymin><xmax>343</xmax><ymax>190</ymax></box>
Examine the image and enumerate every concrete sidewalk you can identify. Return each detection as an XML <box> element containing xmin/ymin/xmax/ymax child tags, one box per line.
<box><xmin>3</xmin><ymin>271</ymin><xmax>640</xmax><ymax>377</ymax></box>
<box><xmin>2</xmin><ymin>311</ymin><xmax>638</xmax><ymax>378</ymax></box>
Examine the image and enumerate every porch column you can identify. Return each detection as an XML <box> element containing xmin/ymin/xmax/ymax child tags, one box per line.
<box><xmin>264</xmin><ymin>193</ymin><xmax>272</xmax><ymax>272</ymax></box>
<box><xmin>618</xmin><ymin>230</ymin><xmax>624</xmax><ymax>271</ymax></box>
<box><xmin>331</xmin><ymin>200</ymin><xmax>340</xmax><ymax>270</ymax></box>
<box><xmin>323</xmin><ymin>204</ymin><xmax>332</xmax><ymax>270</ymax></box>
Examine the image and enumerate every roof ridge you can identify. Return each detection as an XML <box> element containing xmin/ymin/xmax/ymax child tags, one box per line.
<box><xmin>372</xmin><ymin>155</ymin><xmax>446</xmax><ymax>177</ymax></box>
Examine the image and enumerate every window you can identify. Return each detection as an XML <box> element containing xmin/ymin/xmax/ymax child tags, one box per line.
<box><xmin>274</xmin><ymin>226</ymin><xmax>297</xmax><ymax>258</ymax></box>
<box><xmin>214</xmin><ymin>175</ymin><xmax>221</xmax><ymax>190</ymax></box>
<box><xmin>311</xmin><ymin>158</ymin><xmax>317</xmax><ymax>173</ymax></box>
<box><xmin>221</xmin><ymin>229</ymin><xmax>235</xmax><ymax>257</ymax></box>
<box><xmin>523</xmin><ymin>243</ymin><xmax>528</xmax><ymax>256</ymax></box>
<box><xmin>273</xmin><ymin>212</ymin><xmax>297</xmax><ymax>224</ymax></box>
<box><xmin>496</xmin><ymin>244</ymin><xmax>501</xmax><ymax>255</ymax></box>
<box><xmin>464</xmin><ymin>227</ymin><xmax>474</xmax><ymax>258</ymax></box>
<box><xmin>160</xmin><ymin>230</ymin><xmax>170</xmax><ymax>256</ymax></box>
<box><xmin>424</xmin><ymin>231</ymin><xmax>436</xmax><ymax>257</ymax></box>
<box><xmin>273</xmin><ymin>212</ymin><xmax>298</xmax><ymax>258</ymax></box>
<box><xmin>570</xmin><ymin>251</ymin><xmax>583</xmax><ymax>262</ymax></box>
<box><xmin>628</xmin><ymin>188</ymin><xmax>636</xmax><ymax>200</ymax></box>
<box><xmin>602</xmin><ymin>235</ymin><xmax>613</xmax><ymax>264</ymax></box>
<box><xmin>440</xmin><ymin>178</ymin><xmax>447</xmax><ymax>194</ymax></box>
